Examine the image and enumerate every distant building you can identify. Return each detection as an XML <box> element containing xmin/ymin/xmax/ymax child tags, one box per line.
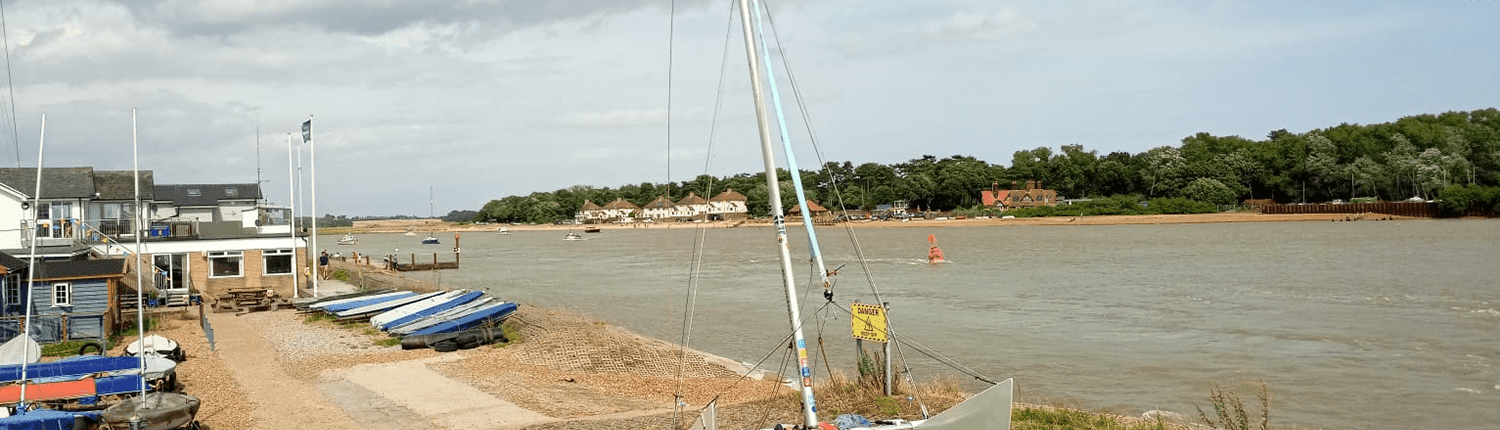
<box><xmin>675</xmin><ymin>192</ymin><xmax>710</xmax><ymax>220</ymax></box>
<box><xmin>575</xmin><ymin>199</ymin><xmax>607</xmax><ymax>223</ymax></box>
<box><xmin>708</xmin><ymin>189</ymin><xmax>750</xmax><ymax>220</ymax></box>
<box><xmin>639</xmin><ymin>196</ymin><xmax>686</xmax><ymax>220</ymax></box>
<box><xmin>787</xmin><ymin>199</ymin><xmax>831</xmax><ymax>221</ymax></box>
<box><xmin>599</xmin><ymin>198</ymin><xmax>641</xmax><ymax>222</ymax></box>
<box><xmin>990</xmin><ymin>180</ymin><xmax>1062</xmax><ymax>211</ymax></box>
<box><xmin>980</xmin><ymin>182</ymin><xmax>1011</xmax><ymax>210</ymax></box>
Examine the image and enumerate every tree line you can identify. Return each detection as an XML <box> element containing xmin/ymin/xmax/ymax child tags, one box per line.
<box><xmin>477</xmin><ymin>108</ymin><xmax>1500</xmax><ymax>224</ymax></box>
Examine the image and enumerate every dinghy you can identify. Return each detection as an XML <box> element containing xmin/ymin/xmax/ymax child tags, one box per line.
<box><xmin>335</xmin><ymin>291</ymin><xmax>445</xmax><ymax>320</ymax></box>
<box><xmin>374</xmin><ymin>291</ymin><xmax>482</xmax><ymax>331</ymax></box>
<box><xmin>386</xmin><ymin>297</ymin><xmax>497</xmax><ymax>335</ymax></box>
<box><xmin>407</xmin><ymin>302</ymin><xmax>518</xmax><ymax>336</ymax></box>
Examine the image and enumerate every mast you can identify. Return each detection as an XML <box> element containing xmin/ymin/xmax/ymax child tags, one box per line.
<box><xmin>735</xmin><ymin>0</ymin><xmax>817</xmax><ymax>426</ymax></box>
<box><xmin>18</xmin><ymin>114</ymin><xmax>44</xmax><ymax>406</ymax></box>
<box><xmin>750</xmin><ymin>0</ymin><xmax>833</xmax><ymax>293</ymax></box>
<box><xmin>132</xmin><ymin>109</ymin><xmax>147</xmax><ymax>398</ymax></box>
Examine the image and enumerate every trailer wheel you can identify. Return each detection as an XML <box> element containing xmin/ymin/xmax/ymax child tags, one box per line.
<box><xmin>77</xmin><ymin>342</ymin><xmax>105</xmax><ymax>356</ymax></box>
<box><xmin>432</xmin><ymin>340</ymin><xmax>458</xmax><ymax>352</ymax></box>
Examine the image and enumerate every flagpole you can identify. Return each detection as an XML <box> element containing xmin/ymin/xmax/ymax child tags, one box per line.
<box><xmin>306</xmin><ymin>116</ymin><xmax>319</xmax><ymax>297</ymax></box>
<box><xmin>287</xmin><ymin>132</ymin><xmax>299</xmax><ymax>298</ymax></box>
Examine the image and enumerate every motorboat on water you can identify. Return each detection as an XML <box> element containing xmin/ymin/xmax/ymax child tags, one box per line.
<box><xmin>564</xmin><ymin>232</ymin><xmax>584</xmax><ymax>241</ymax></box>
<box><xmin>421</xmin><ymin>235</ymin><xmax>440</xmax><ymax>245</ymax></box>
<box><xmin>338</xmin><ymin>233</ymin><xmax>358</xmax><ymax>245</ymax></box>
<box><xmin>497</xmin><ymin>227</ymin><xmax>510</xmax><ymax>235</ymax></box>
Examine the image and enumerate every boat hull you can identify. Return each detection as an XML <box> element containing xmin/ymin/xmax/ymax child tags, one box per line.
<box><xmin>377</xmin><ymin>291</ymin><xmax>484</xmax><ymax>331</ymax></box>
<box><xmin>409</xmin><ymin>302</ymin><xmax>518</xmax><ymax>335</ymax></box>
<box><xmin>401</xmin><ymin>324</ymin><xmax>507</xmax><ymax>349</ymax></box>
<box><xmin>101</xmin><ymin>392</ymin><xmax>201</xmax><ymax>430</ymax></box>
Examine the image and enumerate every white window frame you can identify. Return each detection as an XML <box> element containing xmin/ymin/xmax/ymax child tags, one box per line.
<box><xmin>263</xmin><ymin>248</ymin><xmax>294</xmax><ymax>276</ymax></box>
<box><xmin>52</xmin><ymin>282</ymin><xmax>71</xmax><ymax>307</ymax></box>
<box><xmin>208</xmin><ymin>251</ymin><xmax>244</xmax><ymax>278</ymax></box>
<box><xmin>3</xmin><ymin>278</ymin><xmax>18</xmax><ymax>306</ymax></box>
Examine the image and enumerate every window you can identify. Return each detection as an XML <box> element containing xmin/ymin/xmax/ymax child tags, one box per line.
<box><xmin>225</xmin><ymin>187</ymin><xmax>237</xmax><ymax>197</ymax></box>
<box><xmin>52</xmin><ymin>282</ymin><xmax>70</xmax><ymax>307</ymax></box>
<box><xmin>4</xmin><ymin>278</ymin><xmax>18</xmax><ymax>305</ymax></box>
<box><xmin>187</xmin><ymin>188</ymin><xmax>202</xmax><ymax>197</ymax></box>
<box><xmin>263</xmin><ymin>249</ymin><xmax>293</xmax><ymax>275</ymax></box>
<box><xmin>209</xmin><ymin>251</ymin><xmax>243</xmax><ymax>278</ymax></box>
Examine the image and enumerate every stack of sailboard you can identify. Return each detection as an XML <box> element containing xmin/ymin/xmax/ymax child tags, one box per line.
<box><xmin>304</xmin><ymin>289</ymin><xmax>518</xmax><ymax>351</ymax></box>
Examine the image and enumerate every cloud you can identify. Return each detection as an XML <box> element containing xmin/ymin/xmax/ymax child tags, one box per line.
<box><xmin>556</xmin><ymin>109</ymin><xmax>668</xmax><ymax>126</ymax></box>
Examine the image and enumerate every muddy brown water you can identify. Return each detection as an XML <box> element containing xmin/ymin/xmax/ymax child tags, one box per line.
<box><xmin>325</xmin><ymin>219</ymin><xmax>1500</xmax><ymax>429</ymax></box>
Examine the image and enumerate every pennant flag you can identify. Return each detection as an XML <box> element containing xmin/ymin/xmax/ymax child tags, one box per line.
<box><xmin>301</xmin><ymin>120</ymin><xmax>312</xmax><ymax>143</ymax></box>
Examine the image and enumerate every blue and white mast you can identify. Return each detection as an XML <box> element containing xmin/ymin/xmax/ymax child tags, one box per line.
<box><xmin>735</xmin><ymin>0</ymin><xmax>818</xmax><ymax>426</ymax></box>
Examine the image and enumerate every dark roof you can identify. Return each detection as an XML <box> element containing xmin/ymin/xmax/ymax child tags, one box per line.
<box><xmin>0</xmin><ymin>167</ymin><xmax>97</xmax><ymax>199</ymax></box>
<box><xmin>578</xmin><ymin>199</ymin><xmax>602</xmax><ymax>211</ymax></box>
<box><xmin>154</xmin><ymin>183</ymin><xmax>261</xmax><ymax>206</ymax></box>
<box><xmin>710</xmin><ymin>188</ymin><xmax>747</xmax><ymax>202</ymax></box>
<box><xmin>601</xmin><ymin>198</ymin><xmax>639</xmax><ymax>210</ymax></box>
<box><xmin>36</xmin><ymin>259</ymin><xmax>126</xmax><ymax>280</ymax></box>
<box><xmin>92</xmin><ymin>170</ymin><xmax>155</xmax><ymax>200</ymax></box>
<box><xmin>676</xmin><ymin>192</ymin><xmax>708</xmax><ymax>205</ymax></box>
<box><xmin>0</xmin><ymin>251</ymin><xmax>24</xmax><ymax>274</ymax></box>
<box><xmin>642</xmin><ymin>196</ymin><xmax>674</xmax><ymax>209</ymax></box>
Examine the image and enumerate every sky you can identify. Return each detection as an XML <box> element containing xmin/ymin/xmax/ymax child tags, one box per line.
<box><xmin>0</xmin><ymin>0</ymin><xmax>1494</xmax><ymax>216</ymax></box>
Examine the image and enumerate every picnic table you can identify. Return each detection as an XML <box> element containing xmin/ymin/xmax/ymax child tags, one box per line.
<box><xmin>212</xmin><ymin>288</ymin><xmax>292</xmax><ymax>314</ymax></box>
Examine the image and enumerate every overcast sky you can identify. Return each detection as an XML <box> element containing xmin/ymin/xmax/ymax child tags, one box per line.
<box><xmin>0</xmin><ymin>0</ymin><xmax>1494</xmax><ymax>216</ymax></box>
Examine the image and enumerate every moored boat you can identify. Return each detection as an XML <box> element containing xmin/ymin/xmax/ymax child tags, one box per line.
<box><xmin>407</xmin><ymin>302</ymin><xmax>518</xmax><ymax>336</ymax></box>
<box><xmin>375</xmin><ymin>291</ymin><xmax>484</xmax><ymax>331</ymax></box>
<box><xmin>335</xmin><ymin>291</ymin><xmax>445</xmax><ymax>320</ymax></box>
<box><xmin>386</xmin><ymin>297</ymin><xmax>498</xmax><ymax>335</ymax></box>
<box><xmin>310</xmin><ymin>291</ymin><xmax>412</xmax><ymax>312</ymax></box>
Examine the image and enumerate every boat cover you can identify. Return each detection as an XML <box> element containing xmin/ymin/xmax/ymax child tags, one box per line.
<box><xmin>410</xmin><ymin>302</ymin><xmax>519</xmax><ymax>335</ymax></box>
<box><xmin>378</xmin><ymin>291</ymin><xmax>484</xmax><ymax>331</ymax></box>
<box><xmin>101</xmin><ymin>392</ymin><xmax>200</xmax><ymax>430</ymax></box>
<box><xmin>319</xmin><ymin>292</ymin><xmax>417</xmax><ymax>313</ymax></box>
<box><xmin>0</xmin><ymin>408</ymin><xmax>100</xmax><ymax>430</ymax></box>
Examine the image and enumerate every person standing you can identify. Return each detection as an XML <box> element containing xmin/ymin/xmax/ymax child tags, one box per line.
<box><xmin>319</xmin><ymin>250</ymin><xmax>330</xmax><ymax>279</ymax></box>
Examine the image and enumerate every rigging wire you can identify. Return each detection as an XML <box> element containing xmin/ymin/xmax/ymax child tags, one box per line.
<box><xmin>761</xmin><ymin>0</ymin><xmax>985</xmax><ymax>411</ymax></box>
<box><xmin>0</xmin><ymin>0</ymin><xmax>20</xmax><ymax>167</ymax></box>
<box><xmin>673</xmin><ymin>0</ymin><xmax>746</xmax><ymax>425</ymax></box>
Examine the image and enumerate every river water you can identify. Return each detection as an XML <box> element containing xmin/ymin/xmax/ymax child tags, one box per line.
<box><xmin>328</xmin><ymin>219</ymin><xmax>1498</xmax><ymax>429</ymax></box>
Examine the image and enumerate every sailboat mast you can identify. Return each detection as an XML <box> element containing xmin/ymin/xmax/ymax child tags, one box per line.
<box><xmin>18</xmin><ymin>114</ymin><xmax>45</xmax><ymax>406</ymax></box>
<box><xmin>735</xmin><ymin>0</ymin><xmax>818</xmax><ymax>426</ymax></box>
<box><xmin>132</xmin><ymin>109</ymin><xmax>147</xmax><ymax>398</ymax></box>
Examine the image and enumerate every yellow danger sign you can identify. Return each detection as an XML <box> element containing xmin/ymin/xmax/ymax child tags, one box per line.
<box><xmin>850</xmin><ymin>303</ymin><xmax>888</xmax><ymax>343</ymax></box>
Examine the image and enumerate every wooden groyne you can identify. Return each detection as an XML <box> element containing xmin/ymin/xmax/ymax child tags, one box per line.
<box><xmin>1261</xmin><ymin>202</ymin><xmax>1436</xmax><ymax>217</ymax></box>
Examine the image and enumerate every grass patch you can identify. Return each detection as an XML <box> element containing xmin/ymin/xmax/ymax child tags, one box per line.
<box><xmin>332</xmin><ymin>269</ymin><xmax>351</xmax><ymax>282</ymax></box>
<box><xmin>489</xmin><ymin>321</ymin><xmax>524</xmax><ymax>348</ymax></box>
<box><xmin>766</xmin><ymin>372</ymin><xmax>968</xmax><ymax>422</ymax></box>
<box><xmin>373</xmin><ymin>337</ymin><xmax>402</xmax><ymax>347</ymax></box>
<box><xmin>1196</xmin><ymin>380</ymin><xmax>1270</xmax><ymax>430</ymax></box>
<box><xmin>1012</xmin><ymin>406</ymin><xmax>1169</xmax><ymax>430</ymax></box>
<box><xmin>40</xmin><ymin>340</ymin><xmax>94</xmax><ymax>357</ymax></box>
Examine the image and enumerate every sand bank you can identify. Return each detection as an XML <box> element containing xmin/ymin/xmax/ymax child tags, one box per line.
<box><xmin>338</xmin><ymin>211</ymin><xmax>1427</xmax><ymax>235</ymax></box>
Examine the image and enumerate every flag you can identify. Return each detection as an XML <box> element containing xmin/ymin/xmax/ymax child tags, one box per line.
<box><xmin>301</xmin><ymin>119</ymin><xmax>312</xmax><ymax>143</ymax></box>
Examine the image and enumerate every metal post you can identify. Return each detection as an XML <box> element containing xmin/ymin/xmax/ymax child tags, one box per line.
<box><xmin>883</xmin><ymin>302</ymin><xmax>893</xmax><ymax>396</ymax></box>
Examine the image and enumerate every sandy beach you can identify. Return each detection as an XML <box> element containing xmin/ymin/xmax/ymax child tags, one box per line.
<box><xmin>140</xmin><ymin>271</ymin><xmax>821</xmax><ymax>430</ymax></box>
<box><xmin>340</xmin><ymin>211</ymin><xmax>1421</xmax><ymax>235</ymax></box>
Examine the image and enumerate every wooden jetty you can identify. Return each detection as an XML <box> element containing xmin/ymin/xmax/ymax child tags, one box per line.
<box><xmin>390</xmin><ymin>235</ymin><xmax>461</xmax><ymax>271</ymax></box>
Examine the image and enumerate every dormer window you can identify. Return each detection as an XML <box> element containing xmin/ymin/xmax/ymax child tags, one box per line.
<box><xmin>225</xmin><ymin>187</ymin><xmax>237</xmax><ymax>197</ymax></box>
<box><xmin>187</xmin><ymin>188</ymin><xmax>202</xmax><ymax>197</ymax></box>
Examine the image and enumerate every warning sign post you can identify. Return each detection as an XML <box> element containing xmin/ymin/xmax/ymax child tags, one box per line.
<box><xmin>850</xmin><ymin>303</ymin><xmax>888</xmax><ymax>343</ymax></box>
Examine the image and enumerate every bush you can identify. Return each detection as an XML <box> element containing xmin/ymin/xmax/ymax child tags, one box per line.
<box><xmin>1145</xmin><ymin>198</ymin><xmax>1216</xmax><ymax>214</ymax></box>
<box><xmin>1181</xmin><ymin>178</ymin><xmax>1237</xmax><ymax>206</ymax></box>
<box><xmin>1436</xmin><ymin>184</ymin><xmax>1500</xmax><ymax>217</ymax></box>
